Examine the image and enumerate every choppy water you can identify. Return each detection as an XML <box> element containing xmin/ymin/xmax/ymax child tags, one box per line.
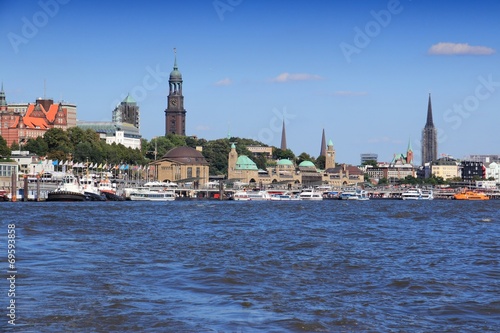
<box><xmin>1</xmin><ymin>200</ymin><xmax>499</xmax><ymax>332</ymax></box>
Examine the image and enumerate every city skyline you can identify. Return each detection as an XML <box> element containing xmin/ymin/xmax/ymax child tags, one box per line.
<box><xmin>1</xmin><ymin>0</ymin><xmax>499</xmax><ymax>165</ymax></box>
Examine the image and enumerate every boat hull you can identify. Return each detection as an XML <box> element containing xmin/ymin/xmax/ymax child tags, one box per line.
<box><xmin>47</xmin><ymin>191</ymin><xmax>87</xmax><ymax>202</ymax></box>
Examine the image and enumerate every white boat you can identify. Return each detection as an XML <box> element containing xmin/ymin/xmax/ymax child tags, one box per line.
<box><xmin>270</xmin><ymin>192</ymin><xmax>301</xmax><ymax>201</ymax></box>
<box><xmin>339</xmin><ymin>188</ymin><xmax>358</xmax><ymax>200</ymax></box>
<box><xmin>232</xmin><ymin>190</ymin><xmax>250</xmax><ymax>201</ymax></box>
<box><xmin>339</xmin><ymin>188</ymin><xmax>369</xmax><ymax>201</ymax></box>
<box><xmin>47</xmin><ymin>174</ymin><xmax>87</xmax><ymax>201</ymax></box>
<box><xmin>246</xmin><ymin>190</ymin><xmax>272</xmax><ymax>201</ymax></box>
<box><xmin>402</xmin><ymin>188</ymin><xmax>434</xmax><ymax>200</ymax></box>
<box><xmin>80</xmin><ymin>175</ymin><xmax>106</xmax><ymax>201</ymax></box>
<box><xmin>299</xmin><ymin>189</ymin><xmax>323</xmax><ymax>200</ymax></box>
<box><xmin>129</xmin><ymin>188</ymin><xmax>176</xmax><ymax>201</ymax></box>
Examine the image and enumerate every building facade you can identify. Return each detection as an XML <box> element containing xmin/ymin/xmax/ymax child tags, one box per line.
<box><xmin>431</xmin><ymin>157</ymin><xmax>460</xmax><ymax>181</ymax></box>
<box><xmin>112</xmin><ymin>94</ymin><xmax>140</xmax><ymax>129</ymax></box>
<box><xmin>421</xmin><ymin>93</ymin><xmax>437</xmax><ymax>165</ymax></box>
<box><xmin>150</xmin><ymin>146</ymin><xmax>209</xmax><ymax>186</ymax></box>
<box><xmin>0</xmin><ymin>92</ymin><xmax>77</xmax><ymax>145</ymax></box>
<box><xmin>164</xmin><ymin>51</ymin><xmax>186</xmax><ymax>136</ymax></box>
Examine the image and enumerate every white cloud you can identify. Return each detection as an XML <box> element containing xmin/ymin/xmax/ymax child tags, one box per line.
<box><xmin>214</xmin><ymin>78</ymin><xmax>232</xmax><ymax>86</ymax></box>
<box><xmin>195</xmin><ymin>125</ymin><xmax>210</xmax><ymax>131</ymax></box>
<box><xmin>271</xmin><ymin>72</ymin><xmax>323</xmax><ymax>83</ymax></box>
<box><xmin>333</xmin><ymin>91</ymin><xmax>368</xmax><ymax>96</ymax></box>
<box><xmin>428</xmin><ymin>42</ymin><xmax>495</xmax><ymax>55</ymax></box>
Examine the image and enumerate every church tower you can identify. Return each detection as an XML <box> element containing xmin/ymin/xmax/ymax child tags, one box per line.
<box><xmin>325</xmin><ymin>139</ymin><xmax>336</xmax><ymax>170</ymax></box>
<box><xmin>280</xmin><ymin>119</ymin><xmax>287</xmax><ymax>150</ymax></box>
<box><xmin>228</xmin><ymin>143</ymin><xmax>238</xmax><ymax>180</ymax></box>
<box><xmin>319</xmin><ymin>128</ymin><xmax>326</xmax><ymax>157</ymax></box>
<box><xmin>406</xmin><ymin>138</ymin><xmax>414</xmax><ymax>164</ymax></box>
<box><xmin>165</xmin><ymin>49</ymin><xmax>186</xmax><ymax>136</ymax></box>
<box><xmin>0</xmin><ymin>83</ymin><xmax>7</xmax><ymax>112</ymax></box>
<box><xmin>421</xmin><ymin>93</ymin><xmax>437</xmax><ymax>165</ymax></box>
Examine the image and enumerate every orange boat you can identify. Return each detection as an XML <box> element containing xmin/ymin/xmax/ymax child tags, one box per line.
<box><xmin>453</xmin><ymin>190</ymin><xmax>490</xmax><ymax>200</ymax></box>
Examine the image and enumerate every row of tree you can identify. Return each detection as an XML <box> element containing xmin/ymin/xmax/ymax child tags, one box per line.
<box><xmin>0</xmin><ymin>128</ymin><xmax>327</xmax><ymax>175</ymax></box>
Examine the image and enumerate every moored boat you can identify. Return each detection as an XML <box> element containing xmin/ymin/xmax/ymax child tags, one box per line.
<box><xmin>453</xmin><ymin>190</ymin><xmax>489</xmax><ymax>200</ymax></box>
<box><xmin>270</xmin><ymin>191</ymin><xmax>301</xmax><ymax>201</ymax></box>
<box><xmin>299</xmin><ymin>189</ymin><xmax>323</xmax><ymax>200</ymax></box>
<box><xmin>47</xmin><ymin>174</ymin><xmax>87</xmax><ymax>201</ymax></box>
<box><xmin>129</xmin><ymin>188</ymin><xmax>176</xmax><ymax>201</ymax></box>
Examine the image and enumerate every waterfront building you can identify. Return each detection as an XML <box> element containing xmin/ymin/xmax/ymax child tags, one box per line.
<box><xmin>112</xmin><ymin>94</ymin><xmax>140</xmax><ymax>130</ymax></box>
<box><xmin>227</xmin><ymin>143</ymin><xmax>302</xmax><ymax>187</ymax></box>
<box><xmin>323</xmin><ymin>163</ymin><xmax>364</xmax><ymax>187</ymax></box>
<box><xmin>485</xmin><ymin>161</ymin><xmax>500</xmax><ymax>183</ymax></box>
<box><xmin>324</xmin><ymin>139</ymin><xmax>336</xmax><ymax>170</ymax></box>
<box><xmin>150</xmin><ymin>146</ymin><xmax>209</xmax><ymax>186</ymax></box>
<box><xmin>165</xmin><ymin>50</ymin><xmax>186</xmax><ymax>136</ymax></box>
<box><xmin>77</xmin><ymin>94</ymin><xmax>142</xmax><ymax>150</ymax></box>
<box><xmin>0</xmin><ymin>92</ymin><xmax>77</xmax><ymax>145</ymax></box>
<box><xmin>77</xmin><ymin>121</ymin><xmax>142</xmax><ymax>150</ymax></box>
<box><xmin>0</xmin><ymin>160</ymin><xmax>17</xmax><ymax>190</ymax></box>
<box><xmin>464</xmin><ymin>154</ymin><xmax>500</xmax><ymax>164</ymax></box>
<box><xmin>431</xmin><ymin>156</ymin><xmax>460</xmax><ymax>181</ymax></box>
<box><xmin>360</xmin><ymin>153</ymin><xmax>378</xmax><ymax>165</ymax></box>
<box><xmin>421</xmin><ymin>93</ymin><xmax>438</xmax><ymax>166</ymax></box>
<box><xmin>246</xmin><ymin>146</ymin><xmax>273</xmax><ymax>159</ymax></box>
<box><xmin>461</xmin><ymin>161</ymin><xmax>485</xmax><ymax>181</ymax></box>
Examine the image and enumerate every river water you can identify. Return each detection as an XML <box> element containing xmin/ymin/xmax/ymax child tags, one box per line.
<box><xmin>1</xmin><ymin>200</ymin><xmax>499</xmax><ymax>332</ymax></box>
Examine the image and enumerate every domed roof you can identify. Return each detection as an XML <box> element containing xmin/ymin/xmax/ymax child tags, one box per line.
<box><xmin>277</xmin><ymin>159</ymin><xmax>293</xmax><ymax>166</ymax></box>
<box><xmin>235</xmin><ymin>155</ymin><xmax>258</xmax><ymax>170</ymax></box>
<box><xmin>299</xmin><ymin>160</ymin><xmax>315</xmax><ymax>168</ymax></box>
<box><xmin>170</xmin><ymin>68</ymin><xmax>182</xmax><ymax>80</ymax></box>
<box><xmin>163</xmin><ymin>146</ymin><xmax>208</xmax><ymax>165</ymax></box>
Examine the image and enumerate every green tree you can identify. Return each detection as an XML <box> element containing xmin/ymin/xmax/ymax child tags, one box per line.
<box><xmin>315</xmin><ymin>155</ymin><xmax>326</xmax><ymax>169</ymax></box>
<box><xmin>44</xmin><ymin>128</ymin><xmax>71</xmax><ymax>153</ymax></box>
<box><xmin>273</xmin><ymin>148</ymin><xmax>295</xmax><ymax>161</ymax></box>
<box><xmin>0</xmin><ymin>135</ymin><xmax>11</xmax><ymax>157</ymax></box>
<box><xmin>296</xmin><ymin>152</ymin><xmax>313</xmax><ymax>166</ymax></box>
<box><xmin>362</xmin><ymin>160</ymin><xmax>378</xmax><ymax>168</ymax></box>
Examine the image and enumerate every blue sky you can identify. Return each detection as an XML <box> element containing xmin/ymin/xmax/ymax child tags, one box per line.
<box><xmin>1</xmin><ymin>0</ymin><xmax>499</xmax><ymax>165</ymax></box>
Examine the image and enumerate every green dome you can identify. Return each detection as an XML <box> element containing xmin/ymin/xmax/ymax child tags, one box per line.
<box><xmin>277</xmin><ymin>159</ymin><xmax>293</xmax><ymax>166</ymax></box>
<box><xmin>170</xmin><ymin>69</ymin><xmax>182</xmax><ymax>79</ymax></box>
<box><xmin>299</xmin><ymin>160</ymin><xmax>315</xmax><ymax>168</ymax></box>
<box><xmin>235</xmin><ymin>155</ymin><xmax>258</xmax><ymax>170</ymax></box>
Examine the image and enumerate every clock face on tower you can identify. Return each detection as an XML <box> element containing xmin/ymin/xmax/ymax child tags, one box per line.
<box><xmin>170</xmin><ymin>99</ymin><xmax>177</xmax><ymax>107</ymax></box>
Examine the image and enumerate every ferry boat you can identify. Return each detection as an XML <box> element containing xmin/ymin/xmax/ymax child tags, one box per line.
<box><xmin>339</xmin><ymin>188</ymin><xmax>369</xmax><ymax>200</ymax></box>
<box><xmin>401</xmin><ymin>188</ymin><xmax>433</xmax><ymax>200</ymax></box>
<box><xmin>453</xmin><ymin>190</ymin><xmax>489</xmax><ymax>200</ymax></box>
<box><xmin>270</xmin><ymin>191</ymin><xmax>301</xmax><ymax>201</ymax></box>
<box><xmin>299</xmin><ymin>189</ymin><xmax>323</xmax><ymax>201</ymax></box>
<box><xmin>129</xmin><ymin>188</ymin><xmax>176</xmax><ymax>201</ymax></box>
<box><xmin>231</xmin><ymin>190</ymin><xmax>250</xmax><ymax>201</ymax></box>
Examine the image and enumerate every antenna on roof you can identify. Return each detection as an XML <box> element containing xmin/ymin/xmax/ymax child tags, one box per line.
<box><xmin>43</xmin><ymin>79</ymin><xmax>46</xmax><ymax>99</ymax></box>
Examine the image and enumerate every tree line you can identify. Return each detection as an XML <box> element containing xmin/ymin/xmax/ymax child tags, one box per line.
<box><xmin>0</xmin><ymin>128</ymin><xmax>328</xmax><ymax>175</ymax></box>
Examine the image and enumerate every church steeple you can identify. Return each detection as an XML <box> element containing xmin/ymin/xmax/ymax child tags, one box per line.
<box><xmin>0</xmin><ymin>82</ymin><xmax>7</xmax><ymax>108</ymax></box>
<box><xmin>406</xmin><ymin>137</ymin><xmax>414</xmax><ymax>164</ymax></box>
<box><xmin>319</xmin><ymin>128</ymin><xmax>326</xmax><ymax>157</ymax></box>
<box><xmin>280</xmin><ymin>119</ymin><xmax>287</xmax><ymax>150</ymax></box>
<box><xmin>425</xmin><ymin>93</ymin><xmax>434</xmax><ymax>127</ymax></box>
<box><xmin>421</xmin><ymin>93</ymin><xmax>438</xmax><ymax>165</ymax></box>
<box><xmin>165</xmin><ymin>48</ymin><xmax>187</xmax><ymax>136</ymax></box>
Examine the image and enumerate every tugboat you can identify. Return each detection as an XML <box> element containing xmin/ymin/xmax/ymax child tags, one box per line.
<box><xmin>47</xmin><ymin>174</ymin><xmax>86</xmax><ymax>201</ymax></box>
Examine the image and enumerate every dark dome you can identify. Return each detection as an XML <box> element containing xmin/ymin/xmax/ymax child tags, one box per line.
<box><xmin>163</xmin><ymin>146</ymin><xmax>208</xmax><ymax>165</ymax></box>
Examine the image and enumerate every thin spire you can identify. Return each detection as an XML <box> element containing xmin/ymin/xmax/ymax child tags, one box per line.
<box><xmin>320</xmin><ymin>129</ymin><xmax>326</xmax><ymax>157</ymax></box>
<box><xmin>407</xmin><ymin>136</ymin><xmax>412</xmax><ymax>151</ymax></box>
<box><xmin>280</xmin><ymin>119</ymin><xmax>287</xmax><ymax>150</ymax></box>
<box><xmin>425</xmin><ymin>93</ymin><xmax>434</xmax><ymax>127</ymax></box>
<box><xmin>173</xmin><ymin>47</ymin><xmax>178</xmax><ymax>70</ymax></box>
